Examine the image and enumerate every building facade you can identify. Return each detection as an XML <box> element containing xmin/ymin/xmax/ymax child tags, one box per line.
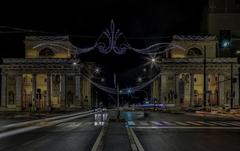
<box><xmin>151</xmin><ymin>35</ymin><xmax>240</xmax><ymax>107</ymax></box>
<box><xmin>0</xmin><ymin>36</ymin><xmax>92</xmax><ymax>111</ymax></box>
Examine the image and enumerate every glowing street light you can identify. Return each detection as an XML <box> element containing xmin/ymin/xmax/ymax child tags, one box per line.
<box><xmin>137</xmin><ymin>77</ymin><xmax>142</xmax><ymax>82</ymax></box>
<box><xmin>73</xmin><ymin>62</ymin><xmax>77</xmax><ymax>66</ymax></box>
<box><xmin>95</xmin><ymin>67</ymin><xmax>100</xmax><ymax>74</ymax></box>
<box><xmin>151</xmin><ymin>58</ymin><xmax>156</xmax><ymax>63</ymax></box>
<box><xmin>127</xmin><ymin>89</ymin><xmax>132</xmax><ymax>94</ymax></box>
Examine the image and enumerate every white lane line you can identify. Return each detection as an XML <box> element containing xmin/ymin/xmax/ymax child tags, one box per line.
<box><xmin>161</xmin><ymin>121</ymin><xmax>175</xmax><ymax>126</ymax></box>
<box><xmin>150</xmin><ymin>121</ymin><xmax>163</xmax><ymax>126</ymax></box>
<box><xmin>208</xmin><ymin>122</ymin><xmax>229</xmax><ymax>126</ymax></box>
<box><xmin>133</xmin><ymin>126</ymin><xmax>240</xmax><ymax>130</ymax></box>
<box><xmin>91</xmin><ymin>126</ymin><xmax>106</xmax><ymax>151</ymax></box>
<box><xmin>128</xmin><ymin>121</ymin><xmax>136</xmax><ymax>126</ymax></box>
<box><xmin>128</xmin><ymin>128</ymin><xmax>145</xmax><ymax>151</ymax></box>
<box><xmin>174</xmin><ymin>121</ymin><xmax>190</xmax><ymax>126</ymax></box>
<box><xmin>185</xmin><ymin>121</ymin><xmax>203</xmax><ymax>126</ymax></box>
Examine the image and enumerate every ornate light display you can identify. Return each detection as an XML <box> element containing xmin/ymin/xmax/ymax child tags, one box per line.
<box><xmin>33</xmin><ymin>20</ymin><xmax>185</xmax><ymax>56</ymax></box>
<box><xmin>31</xmin><ymin>20</ymin><xmax>186</xmax><ymax>94</ymax></box>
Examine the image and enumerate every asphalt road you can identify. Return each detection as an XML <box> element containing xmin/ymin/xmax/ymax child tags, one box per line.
<box><xmin>0</xmin><ymin>115</ymin><xmax>101</xmax><ymax>151</ymax></box>
<box><xmin>128</xmin><ymin>112</ymin><xmax>240</xmax><ymax>151</ymax></box>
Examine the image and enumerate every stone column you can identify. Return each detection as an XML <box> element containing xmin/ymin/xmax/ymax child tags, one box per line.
<box><xmin>32</xmin><ymin>74</ymin><xmax>36</xmax><ymax>105</ymax></box>
<box><xmin>190</xmin><ymin>74</ymin><xmax>194</xmax><ymax>107</ymax></box>
<box><xmin>15</xmin><ymin>75</ymin><xmax>22</xmax><ymax>109</ymax></box>
<box><xmin>205</xmin><ymin>74</ymin><xmax>209</xmax><ymax>106</ymax></box>
<box><xmin>75</xmin><ymin>75</ymin><xmax>81</xmax><ymax>106</ymax></box>
<box><xmin>151</xmin><ymin>78</ymin><xmax>160</xmax><ymax>103</ymax></box>
<box><xmin>175</xmin><ymin>74</ymin><xmax>180</xmax><ymax>104</ymax></box>
<box><xmin>47</xmin><ymin>74</ymin><xmax>51</xmax><ymax>109</ymax></box>
<box><xmin>234</xmin><ymin>75</ymin><xmax>239</xmax><ymax>106</ymax></box>
<box><xmin>1</xmin><ymin>74</ymin><xmax>7</xmax><ymax>107</ymax></box>
<box><xmin>219</xmin><ymin>74</ymin><xmax>225</xmax><ymax>106</ymax></box>
<box><xmin>161</xmin><ymin>74</ymin><xmax>167</xmax><ymax>103</ymax></box>
<box><xmin>60</xmin><ymin>74</ymin><xmax>66</xmax><ymax>108</ymax></box>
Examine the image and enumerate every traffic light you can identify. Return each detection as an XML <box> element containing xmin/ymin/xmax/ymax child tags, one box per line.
<box><xmin>219</xmin><ymin>30</ymin><xmax>231</xmax><ymax>48</ymax></box>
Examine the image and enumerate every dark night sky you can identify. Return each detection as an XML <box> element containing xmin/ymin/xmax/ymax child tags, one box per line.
<box><xmin>0</xmin><ymin>0</ymin><xmax>208</xmax><ymax>75</ymax></box>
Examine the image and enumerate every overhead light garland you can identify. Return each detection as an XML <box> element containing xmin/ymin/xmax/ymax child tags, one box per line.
<box><xmin>32</xmin><ymin>20</ymin><xmax>186</xmax><ymax>56</ymax></box>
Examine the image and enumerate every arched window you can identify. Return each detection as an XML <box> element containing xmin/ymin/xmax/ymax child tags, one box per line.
<box><xmin>39</xmin><ymin>48</ymin><xmax>55</xmax><ymax>57</ymax></box>
<box><xmin>187</xmin><ymin>47</ymin><xmax>203</xmax><ymax>57</ymax></box>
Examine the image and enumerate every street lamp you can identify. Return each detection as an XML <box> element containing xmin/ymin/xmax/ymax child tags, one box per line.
<box><xmin>151</xmin><ymin>58</ymin><xmax>156</xmax><ymax>63</ymax></box>
<box><xmin>137</xmin><ymin>77</ymin><xmax>142</xmax><ymax>83</ymax></box>
<box><xmin>95</xmin><ymin>67</ymin><xmax>100</xmax><ymax>74</ymax></box>
<box><xmin>73</xmin><ymin>62</ymin><xmax>77</xmax><ymax>66</ymax></box>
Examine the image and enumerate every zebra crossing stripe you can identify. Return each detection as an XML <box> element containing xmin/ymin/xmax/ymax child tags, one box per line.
<box><xmin>228</xmin><ymin>122</ymin><xmax>240</xmax><ymax>126</ymax></box>
<box><xmin>161</xmin><ymin>121</ymin><xmax>175</xmax><ymax>126</ymax></box>
<box><xmin>174</xmin><ymin>121</ymin><xmax>190</xmax><ymax>126</ymax></box>
<box><xmin>128</xmin><ymin>121</ymin><xmax>136</xmax><ymax>126</ymax></box>
<box><xmin>208</xmin><ymin>122</ymin><xmax>229</xmax><ymax>126</ymax></box>
<box><xmin>185</xmin><ymin>121</ymin><xmax>203</xmax><ymax>126</ymax></box>
<box><xmin>196</xmin><ymin>121</ymin><xmax>216</xmax><ymax>126</ymax></box>
<box><xmin>150</xmin><ymin>121</ymin><xmax>163</xmax><ymax>126</ymax></box>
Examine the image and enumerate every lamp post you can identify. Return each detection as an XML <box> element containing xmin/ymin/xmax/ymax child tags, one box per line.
<box><xmin>96</xmin><ymin>91</ymin><xmax>98</xmax><ymax>108</ymax></box>
<box><xmin>203</xmin><ymin>46</ymin><xmax>207</xmax><ymax>109</ymax></box>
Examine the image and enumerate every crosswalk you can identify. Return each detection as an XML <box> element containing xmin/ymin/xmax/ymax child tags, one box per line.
<box><xmin>126</xmin><ymin>120</ymin><xmax>240</xmax><ymax>128</ymax></box>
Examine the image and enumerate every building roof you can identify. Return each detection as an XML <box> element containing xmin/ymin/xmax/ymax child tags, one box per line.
<box><xmin>25</xmin><ymin>36</ymin><xmax>70</xmax><ymax>42</ymax></box>
<box><xmin>173</xmin><ymin>35</ymin><xmax>217</xmax><ymax>41</ymax></box>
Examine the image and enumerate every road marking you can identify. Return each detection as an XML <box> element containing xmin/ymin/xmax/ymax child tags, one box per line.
<box><xmin>185</xmin><ymin>121</ymin><xmax>203</xmax><ymax>126</ymax></box>
<box><xmin>127</xmin><ymin>128</ymin><xmax>145</xmax><ymax>151</ymax></box>
<box><xmin>133</xmin><ymin>126</ymin><xmax>240</xmax><ymax>130</ymax></box>
<box><xmin>91</xmin><ymin>125</ymin><xmax>107</xmax><ymax>151</ymax></box>
<box><xmin>174</xmin><ymin>121</ymin><xmax>190</xmax><ymax>126</ymax></box>
<box><xmin>208</xmin><ymin>122</ymin><xmax>229</xmax><ymax>126</ymax></box>
<box><xmin>227</xmin><ymin>122</ymin><xmax>240</xmax><ymax>126</ymax></box>
<box><xmin>195</xmin><ymin>121</ymin><xmax>216</xmax><ymax>126</ymax></box>
<box><xmin>128</xmin><ymin>121</ymin><xmax>136</xmax><ymax>126</ymax></box>
<box><xmin>161</xmin><ymin>121</ymin><xmax>175</xmax><ymax>126</ymax></box>
<box><xmin>232</xmin><ymin>122</ymin><xmax>240</xmax><ymax>126</ymax></box>
<box><xmin>150</xmin><ymin>121</ymin><xmax>163</xmax><ymax>126</ymax></box>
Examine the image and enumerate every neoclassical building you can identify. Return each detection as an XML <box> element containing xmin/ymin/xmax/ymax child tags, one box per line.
<box><xmin>151</xmin><ymin>35</ymin><xmax>240</xmax><ymax>107</ymax></box>
<box><xmin>0</xmin><ymin>36</ymin><xmax>92</xmax><ymax>111</ymax></box>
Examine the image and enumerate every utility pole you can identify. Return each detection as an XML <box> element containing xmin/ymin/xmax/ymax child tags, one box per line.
<box><xmin>230</xmin><ymin>63</ymin><xmax>233</xmax><ymax>108</ymax></box>
<box><xmin>203</xmin><ymin>46</ymin><xmax>207</xmax><ymax>109</ymax></box>
<box><xmin>96</xmin><ymin>91</ymin><xmax>98</xmax><ymax>108</ymax></box>
<box><xmin>117</xmin><ymin>83</ymin><xmax>120</xmax><ymax>108</ymax></box>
